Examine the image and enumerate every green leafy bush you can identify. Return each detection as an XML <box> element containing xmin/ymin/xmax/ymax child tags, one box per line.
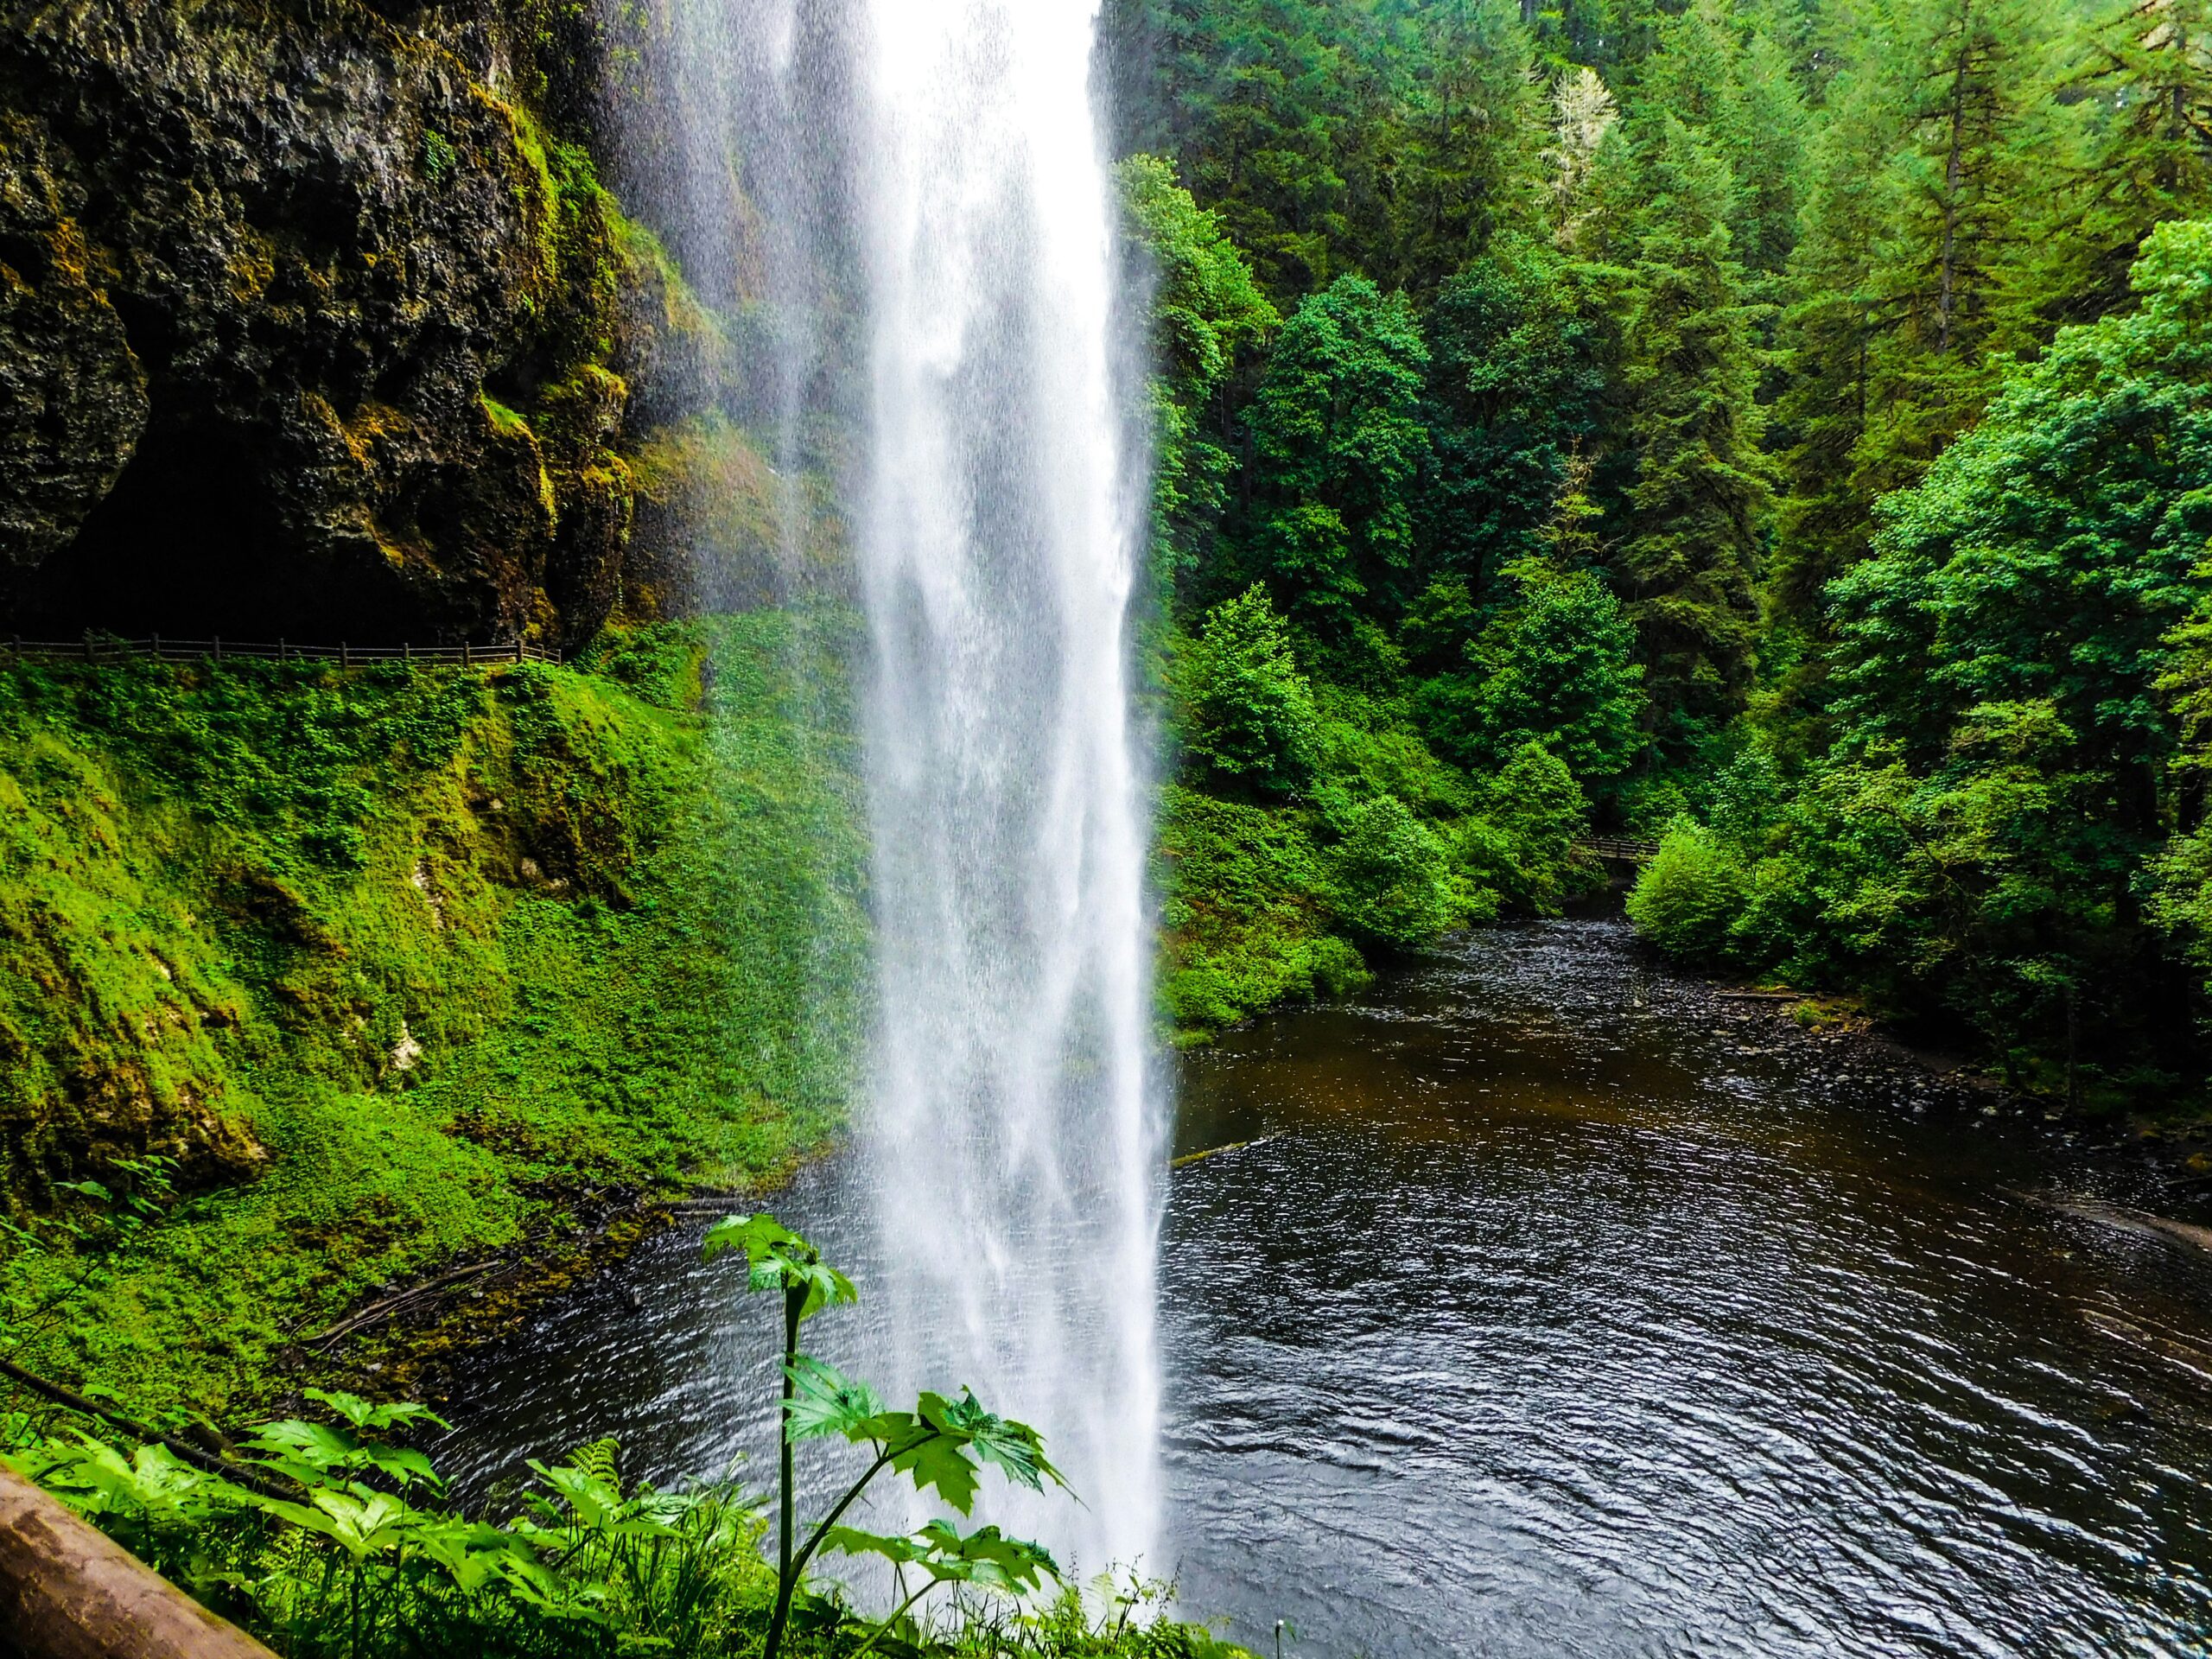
<box><xmin>1330</xmin><ymin>795</ymin><xmax>1458</xmax><ymax>948</ymax></box>
<box><xmin>1624</xmin><ymin>817</ymin><xmax>1751</xmax><ymax>965</ymax></box>
<box><xmin>1419</xmin><ymin>560</ymin><xmax>1647</xmax><ymax>786</ymax></box>
<box><xmin>1177</xmin><ymin>586</ymin><xmax>1319</xmax><ymax>798</ymax></box>
<box><xmin>1154</xmin><ymin>788</ymin><xmax>1369</xmax><ymax>1039</ymax></box>
<box><xmin>1458</xmin><ymin>742</ymin><xmax>1592</xmax><ymax>915</ymax></box>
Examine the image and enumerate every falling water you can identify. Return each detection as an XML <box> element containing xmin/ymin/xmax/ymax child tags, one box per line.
<box><xmin>609</xmin><ymin>0</ymin><xmax>1163</xmax><ymax>1573</ymax></box>
<box><xmin>849</xmin><ymin>3</ymin><xmax>1162</xmax><ymax>1575</ymax></box>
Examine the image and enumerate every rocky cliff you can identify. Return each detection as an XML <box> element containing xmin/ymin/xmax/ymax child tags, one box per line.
<box><xmin>0</xmin><ymin>0</ymin><xmax>696</xmax><ymax>649</ymax></box>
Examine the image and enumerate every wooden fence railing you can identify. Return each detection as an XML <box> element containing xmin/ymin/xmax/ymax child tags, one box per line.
<box><xmin>1577</xmin><ymin>836</ymin><xmax>1661</xmax><ymax>864</ymax></box>
<box><xmin>2</xmin><ymin>634</ymin><xmax>560</xmax><ymax>668</ymax></box>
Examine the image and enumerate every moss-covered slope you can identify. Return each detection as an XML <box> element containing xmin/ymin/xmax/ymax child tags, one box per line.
<box><xmin>0</xmin><ymin>613</ymin><xmax>867</xmax><ymax>1414</ymax></box>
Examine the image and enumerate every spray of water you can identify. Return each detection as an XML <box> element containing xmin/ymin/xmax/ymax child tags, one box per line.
<box><xmin>851</xmin><ymin>2</ymin><xmax>1162</xmax><ymax>1576</ymax></box>
<box><xmin>614</xmin><ymin>0</ymin><xmax>1163</xmax><ymax>1574</ymax></box>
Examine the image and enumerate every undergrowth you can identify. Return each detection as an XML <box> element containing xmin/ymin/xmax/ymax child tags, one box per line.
<box><xmin>0</xmin><ymin>610</ymin><xmax>868</xmax><ymax>1420</ymax></box>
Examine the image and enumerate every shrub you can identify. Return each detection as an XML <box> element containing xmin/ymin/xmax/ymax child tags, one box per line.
<box><xmin>1625</xmin><ymin>817</ymin><xmax>1750</xmax><ymax>964</ymax></box>
<box><xmin>1418</xmin><ymin>559</ymin><xmax>1647</xmax><ymax>785</ymax></box>
<box><xmin>1178</xmin><ymin>586</ymin><xmax>1319</xmax><ymax>798</ymax></box>
<box><xmin>1460</xmin><ymin>741</ymin><xmax>1590</xmax><ymax>914</ymax></box>
<box><xmin>1331</xmin><ymin>794</ymin><xmax>1457</xmax><ymax>947</ymax></box>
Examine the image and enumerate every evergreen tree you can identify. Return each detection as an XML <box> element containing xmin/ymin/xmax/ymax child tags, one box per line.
<box><xmin>1767</xmin><ymin>57</ymin><xmax>1903</xmax><ymax>623</ymax></box>
<box><xmin>1242</xmin><ymin>275</ymin><xmax>1433</xmax><ymax>629</ymax></box>
<box><xmin>1856</xmin><ymin>0</ymin><xmax>2050</xmax><ymax>486</ymax></box>
<box><xmin>1725</xmin><ymin>26</ymin><xmax>1815</xmax><ymax>296</ymax></box>
<box><xmin>1542</xmin><ymin>66</ymin><xmax>1622</xmax><ymax>249</ymax></box>
<box><xmin>1179</xmin><ymin>584</ymin><xmax>1322</xmax><ymax>798</ymax></box>
<box><xmin>2035</xmin><ymin>0</ymin><xmax>2212</xmax><ymax>325</ymax></box>
<box><xmin>1632</xmin><ymin>0</ymin><xmax>1811</xmax><ymax>302</ymax></box>
<box><xmin>1616</xmin><ymin>116</ymin><xmax>1770</xmax><ymax>747</ymax></box>
<box><xmin>1357</xmin><ymin>0</ymin><xmax>1548</xmax><ymax>293</ymax></box>
<box><xmin>1105</xmin><ymin>0</ymin><xmax>1355</xmax><ymax>296</ymax></box>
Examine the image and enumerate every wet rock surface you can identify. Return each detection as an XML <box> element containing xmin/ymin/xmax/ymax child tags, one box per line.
<box><xmin>0</xmin><ymin>0</ymin><xmax>672</xmax><ymax>647</ymax></box>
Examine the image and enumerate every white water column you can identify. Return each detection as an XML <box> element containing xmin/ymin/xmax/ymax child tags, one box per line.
<box><xmin>852</xmin><ymin>1</ymin><xmax>1163</xmax><ymax>1576</ymax></box>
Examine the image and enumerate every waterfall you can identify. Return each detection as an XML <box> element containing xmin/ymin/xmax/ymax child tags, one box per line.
<box><xmin>620</xmin><ymin>0</ymin><xmax>1163</xmax><ymax>1575</ymax></box>
<box><xmin>851</xmin><ymin>2</ymin><xmax>1162</xmax><ymax>1576</ymax></box>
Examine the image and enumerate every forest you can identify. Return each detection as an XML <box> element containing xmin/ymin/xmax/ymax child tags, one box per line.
<box><xmin>8</xmin><ymin>1</ymin><xmax>2212</xmax><ymax>1653</ymax></box>
<box><xmin>1122</xmin><ymin>0</ymin><xmax>2212</xmax><ymax>1109</ymax></box>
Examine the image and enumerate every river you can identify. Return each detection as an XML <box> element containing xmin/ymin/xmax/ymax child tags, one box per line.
<box><xmin>438</xmin><ymin>918</ymin><xmax>2212</xmax><ymax>1656</ymax></box>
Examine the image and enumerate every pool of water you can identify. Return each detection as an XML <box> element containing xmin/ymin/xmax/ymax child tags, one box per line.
<box><xmin>438</xmin><ymin>919</ymin><xmax>2212</xmax><ymax>1656</ymax></box>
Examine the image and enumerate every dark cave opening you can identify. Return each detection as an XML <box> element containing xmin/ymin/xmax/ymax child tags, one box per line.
<box><xmin>7</xmin><ymin>411</ymin><xmax>375</xmax><ymax>643</ymax></box>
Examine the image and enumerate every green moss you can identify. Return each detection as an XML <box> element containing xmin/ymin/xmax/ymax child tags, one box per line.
<box><xmin>0</xmin><ymin>612</ymin><xmax>867</xmax><ymax>1419</ymax></box>
<box><xmin>480</xmin><ymin>394</ymin><xmax>532</xmax><ymax>439</ymax></box>
<box><xmin>1154</xmin><ymin>785</ymin><xmax>1370</xmax><ymax>1042</ymax></box>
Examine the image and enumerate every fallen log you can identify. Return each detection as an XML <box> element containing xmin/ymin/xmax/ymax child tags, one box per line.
<box><xmin>1169</xmin><ymin>1134</ymin><xmax>1281</xmax><ymax>1170</ymax></box>
<box><xmin>300</xmin><ymin>1259</ymin><xmax>503</xmax><ymax>1347</ymax></box>
<box><xmin>0</xmin><ymin>1465</ymin><xmax>276</xmax><ymax>1658</ymax></box>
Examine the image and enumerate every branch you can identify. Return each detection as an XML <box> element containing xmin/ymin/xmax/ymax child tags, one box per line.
<box><xmin>790</xmin><ymin>1441</ymin><xmax>905</xmax><ymax>1586</ymax></box>
<box><xmin>0</xmin><ymin>1357</ymin><xmax>294</xmax><ymax>1503</ymax></box>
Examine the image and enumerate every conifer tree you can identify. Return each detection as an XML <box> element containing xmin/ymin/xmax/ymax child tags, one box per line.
<box><xmin>1359</xmin><ymin>0</ymin><xmax>1548</xmax><ymax>293</ymax></box>
<box><xmin>1616</xmin><ymin>115</ymin><xmax>1770</xmax><ymax>747</ymax></box>
<box><xmin>1633</xmin><ymin>0</ymin><xmax>1809</xmax><ymax>304</ymax></box>
<box><xmin>1856</xmin><ymin>0</ymin><xmax>2050</xmax><ymax>485</ymax></box>
<box><xmin>1107</xmin><ymin>0</ymin><xmax>1354</xmax><ymax>296</ymax></box>
<box><xmin>1768</xmin><ymin>59</ymin><xmax>1904</xmax><ymax>622</ymax></box>
<box><xmin>1543</xmin><ymin>66</ymin><xmax>1621</xmax><ymax>249</ymax></box>
<box><xmin>2035</xmin><ymin>0</ymin><xmax>2212</xmax><ymax>325</ymax></box>
<box><xmin>1723</xmin><ymin>27</ymin><xmax>1814</xmax><ymax>296</ymax></box>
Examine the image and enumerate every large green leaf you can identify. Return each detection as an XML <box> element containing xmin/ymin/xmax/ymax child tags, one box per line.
<box><xmin>928</xmin><ymin>1391</ymin><xmax>1063</xmax><ymax>1493</ymax></box>
<box><xmin>240</xmin><ymin>1417</ymin><xmax>444</xmax><ymax>1495</ymax></box>
<box><xmin>881</xmin><ymin>1413</ymin><xmax>983</xmax><ymax>1515</ymax></box>
<box><xmin>701</xmin><ymin>1212</ymin><xmax>857</xmax><ymax>1321</ymax></box>
<box><xmin>823</xmin><ymin>1519</ymin><xmax>1059</xmax><ymax>1595</ymax></box>
<box><xmin>304</xmin><ymin>1388</ymin><xmax>452</xmax><ymax>1435</ymax></box>
<box><xmin>784</xmin><ymin>1356</ymin><xmax>887</xmax><ymax>1443</ymax></box>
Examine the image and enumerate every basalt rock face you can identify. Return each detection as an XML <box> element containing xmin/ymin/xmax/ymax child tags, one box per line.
<box><xmin>0</xmin><ymin>0</ymin><xmax>674</xmax><ymax>649</ymax></box>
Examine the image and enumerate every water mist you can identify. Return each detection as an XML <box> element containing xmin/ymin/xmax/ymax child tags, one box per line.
<box><xmin>622</xmin><ymin>0</ymin><xmax>1165</xmax><ymax>1574</ymax></box>
<box><xmin>851</xmin><ymin>2</ymin><xmax>1161</xmax><ymax>1576</ymax></box>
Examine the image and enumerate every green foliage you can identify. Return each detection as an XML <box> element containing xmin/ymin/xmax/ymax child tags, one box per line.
<box><xmin>1328</xmin><ymin>794</ymin><xmax>1460</xmax><ymax>948</ymax></box>
<box><xmin>1177</xmin><ymin>586</ymin><xmax>1320</xmax><ymax>797</ymax></box>
<box><xmin>1613</xmin><ymin>113</ymin><xmax>1769</xmax><ymax>747</ymax></box>
<box><xmin>1625</xmin><ymin>817</ymin><xmax>1751</xmax><ymax>966</ymax></box>
<box><xmin>1154</xmin><ymin>787</ymin><xmax>1370</xmax><ymax>1039</ymax></box>
<box><xmin>1630</xmin><ymin>221</ymin><xmax>2212</xmax><ymax>1087</ymax></box>
<box><xmin>1418</xmin><ymin>556</ymin><xmax>1647</xmax><ymax>787</ymax></box>
<box><xmin>1421</xmin><ymin>236</ymin><xmax>1622</xmax><ymax>588</ymax></box>
<box><xmin>701</xmin><ymin>1214</ymin><xmax>858</xmax><ymax>1322</ymax></box>
<box><xmin>2037</xmin><ymin>0</ymin><xmax>2212</xmax><ymax>327</ymax></box>
<box><xmin>1243</xmin><ymin>276</ymin><xmax>1432</xmax><ymax>626</ymax></box>
<box><xmin>1458</xmin><ymin>742</ymin><xmax>1593</xmax><ymax>916</ymax></box>
<box><xmin>10</xmin><ymin>1410</ymin><xmax>771</xmax><ymax>1656</ymax></box>
<box><xmin>704</xmin><ymin>1214</ymin><xmax>1070</xmax><ymax>1659</ymax></box>
<box><xmin>4</xmin><ymin>1231</ymin><xmax>1253</xmax><ymax>1659</ymax></box>
<box><xmin>1115</xmin><ymin>0</ymin><xmax>2212</xmax><ymax>1096</ymax></box>
<box><xmin>0</xmin><ymin>612</ymin><xmax>868</xmax><ymax>1418</ymax></box>
<box><xmin>1119</xmin><ymin>156</ymin><xmax>1280</xmax><ymax>611</ymax></box>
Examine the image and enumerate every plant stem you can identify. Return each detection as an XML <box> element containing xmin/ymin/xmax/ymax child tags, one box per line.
<box><xmin>764</xmin><ymin>1280</ymin><xmax>806</xmax><ymax>1659</ymax></box>
<box><xmin>847</xmin><ymin>1579</ymin><xmax>937</xmax><ymax>1659</ymax></box>
<box><xmin>788</xmin><ymin>1443</ymin><xmax>899</xmax><ymax>1585</ymax></box>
